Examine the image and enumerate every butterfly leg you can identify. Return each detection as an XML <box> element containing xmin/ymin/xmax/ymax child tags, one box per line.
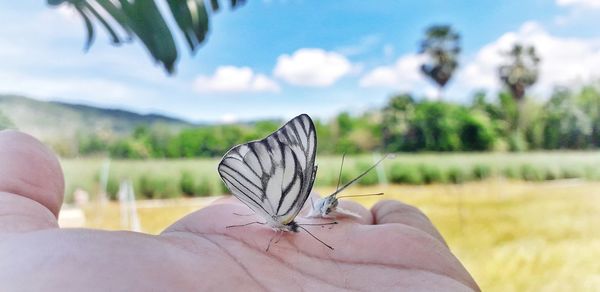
<box><xmin>232</xmin><ymin>212</ymin><xmax>255</xmax><ymax>216</ymax></box>
<box><xmin>265</xmin><ymin>230</ymin><xmax>282</xmax><ymax>252</ymax></box>
<box><xmin>274</xmin><ymin>230</ymin><xmax>284</xmax><ymax>244</ymax></box>
<box><xmin>226</xmin><ymin>221</ymin><xmax>265</xmax><ymax>229</ymax></box>
<box><xmin>298</xmin><ymin>221</ymin><xmax>338</xmax><ymax>226</ymax></box>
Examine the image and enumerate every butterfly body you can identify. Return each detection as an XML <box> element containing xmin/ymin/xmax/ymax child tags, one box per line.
<box><xmin>306</xmin><ymin>195</ymin><xmax>361</xmax><ymax>219</ymax></box>
<box><xmin>269</xmin><ymin>220</ymin><xmax>300</xmax><ymax>233</ymax></box>
<box><xmin>218</xmin><ymin>114</ymin><xmax>317</xmax><ymax>234</ymax></box>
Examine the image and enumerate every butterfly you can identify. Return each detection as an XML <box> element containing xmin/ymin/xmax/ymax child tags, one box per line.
<box><xmin>306</xmin><ymin>154</ymin><xmax>389</xmax><ymax>219</ymax></box>
<box><xmin>218</xmin><ymin>114</ymin><xmax>334</xmax><ymax>250</ymax></box>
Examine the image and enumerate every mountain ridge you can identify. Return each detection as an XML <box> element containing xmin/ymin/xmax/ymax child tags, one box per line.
<box><xmin>0</xmin><ymin>94</ymin><xmax>196</xmax><ymax>150</ymax></box>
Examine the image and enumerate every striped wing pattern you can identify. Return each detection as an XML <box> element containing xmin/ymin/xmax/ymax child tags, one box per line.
<box><xmin>218</xmin><ymin>114</ymin><xmax>317</xmax><ymax>226</ymax></box>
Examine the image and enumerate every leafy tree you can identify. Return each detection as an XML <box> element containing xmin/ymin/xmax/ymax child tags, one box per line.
<box><xmin>332</xmin><ymin>112</ymin><xmax>360</xmax><ymax>154</ymax></box>
<box><xmin>542</xmin><ymin>89</ymin><xmax>592</xmax><ymax>149</ymax></box>
<box><xmin>412</xmin><ymin>102</ymin><xmax>462</xmax><ymax>151</ymax></box>
<box><xmin>419</xmin><ymin>25</ymin><xmax>461</xmax><ymax>99</ymax></box>
<box><xmin>348</xmin><ymin>114</ymin><xmax>382</xmax><ymax>152</ymax></box>
<box><xmin>335</xmin><ymin>112</ymin><xmax>355</xmax><ymax>137</ymax></box>
<box><xmin>382</xmin><ymin>94</ymin><xmax>416</xmax><ymax>151</ymax></box>
<box><xmin>314</xmin><ymin>119</ymin><xmax>334</xmax><ymax>154</ymax></box>
<box><xmin>78</xmin><ymin>133</ymin><xmax>109</xmax><ymax>155</ymax></box>
<box><xmin>48</xmin><ymin>0</ymin><xmax>246</xmax><ymax>74</ymax></box>
<box><xmin>245</xmin><ymin>120</ymin><xmax>281</xmax><ymax>141</ymax></box>
<box><xmin>576</xmin><ymin>85</ymin><xmax>600</xmax><ymax>147</ymax></box>
<box><xmin>458</xmin><ymin>111</ymin><xmax>496</xmax><ymax>151</ymax></box>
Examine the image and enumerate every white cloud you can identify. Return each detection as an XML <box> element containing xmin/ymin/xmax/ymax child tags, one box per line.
<box><xmin>455</xmin><ymin>21</ymin><xmax>600</xmax><ymax>96</ymax></box>
<box><xmin>556</xmin><ymin>0</ymin><xmax>600</xmax><ymax>8</ymax></box>
<box><xmin>359</xmin><ymin>21</ymin><xmax>600</xmax><ymax>100</ymax></box>
<box><xmin>193</xmin><ymin>66</ymin><xmax>280</xmax><ymax>93</ymax></box>
<box><xmin>273</xmin><ymin>48</ymin><xmax>352</xmax><ymax>87</ymax></box>
<box><xmin>359</xmin><ymin>54</ymin><xmax>434</xmax><ymax>94</ymax></box>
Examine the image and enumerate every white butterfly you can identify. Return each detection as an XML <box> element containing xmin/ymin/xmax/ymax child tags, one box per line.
<box><xmin>306</xmin><ymin>154</ymin><xmax>389</xmax><ymax>219</ymax></box>
<box><xmin>218</xmin><ymin>114</ymin><xmax>333</xmax><ymax>249</ymax></box>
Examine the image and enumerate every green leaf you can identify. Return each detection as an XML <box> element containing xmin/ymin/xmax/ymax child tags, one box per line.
<box><xmin>230</xmin><ymin>0</ymin><xmax>245</xmax><ymax>9</ymax></box>
<box><xmin>210</xmin><ymin>0</ymin><xmax>220</xmax><ymax>11</ymax></box>
<box><xmin>47</xmin><ymin>0</ymin><xmax>68</xmax><ymax>6</ymax></box>
<box><xmin>95</xmin><ymin>0</ymin><xmax>134</xmax><ymax>39</ymax></box>
<box><xmin>48</xmin><ymin>0</ymin><xmax>246</xmax><ymax>74</ymax></box>
<box><xmin>74</xmin><ymin>5</ymin><xmax>95</xmax><ymax>51</ymax></box>
<box><xmin>167</xmin><ymin>0</ymin><xmax>210</xmax><ymax>52</ymax></box>
<box><xmin>83</xmin><ymin>2</ymin><xmax>122</xmax><ymax>44</ymax></box>
<box><xmin>120</xmin><ymin>0</ymin><xmax>178</xmax><ymax>73</ymax></box>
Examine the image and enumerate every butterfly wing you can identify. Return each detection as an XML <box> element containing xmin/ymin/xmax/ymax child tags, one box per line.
<box><xmin>218</xmin><ymin>114</ymin><xmax>317</xmax><ymax>226</ymax></box>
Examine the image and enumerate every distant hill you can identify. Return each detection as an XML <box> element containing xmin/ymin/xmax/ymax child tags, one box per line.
<box><xmin>0</xmin><ymin>95</ymin><xmax>195</xmax><ymax>149</ymax></box>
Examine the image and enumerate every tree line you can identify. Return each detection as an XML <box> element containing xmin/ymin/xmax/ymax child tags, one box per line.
<box><xmin>72</xmin><ymin>83</ymin><xmax>600</xmax><ymax>159</ymax></box>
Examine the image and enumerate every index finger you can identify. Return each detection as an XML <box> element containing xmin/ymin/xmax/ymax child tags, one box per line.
<box><xmin>371</xmin><ymin>200</ymin><xmax>447</xmax><ymax>246</ymax></box>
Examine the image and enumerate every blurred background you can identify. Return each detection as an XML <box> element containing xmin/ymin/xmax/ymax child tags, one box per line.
<box><xmin>1</xmin><ymin>1</ymin><xmax>600</xmax><ymax>290</ymax></box>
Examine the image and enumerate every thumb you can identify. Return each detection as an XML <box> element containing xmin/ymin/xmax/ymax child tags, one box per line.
<box><xmin>0</xmin><ymin>130</ymin><xmax>64</xmax><ymax>233</ymax></box>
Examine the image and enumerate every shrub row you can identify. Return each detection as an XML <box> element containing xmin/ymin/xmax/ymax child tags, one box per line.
<box><xmin>104</xmin><ymin>171</ymin><xmax>227</xmax><ymax>200</ymax></box>
<box><xmin>384</xmin><ymin>162</ymin><xmax>598</xmax><ymax>184</ymax></box>
<box><xmin>101</xmin><ymin>161</ymin><xmax>599</xmax><ymax>200</ymax></box>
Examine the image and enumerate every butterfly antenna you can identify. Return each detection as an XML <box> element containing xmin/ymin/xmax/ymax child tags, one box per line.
<box><xmin>336</xmin><ymin>153</ymin><xmax>347</xmax><ymax>191</ymax></box>
<box><xmin>226</xmin><ymin>221</ymin><xmax>265</xmax><ymax>229</ymax></box>
<box><xmin>337</xmin><ymin>192</ymin><xmax>384</xmax><ymax>199</ymax></box>
<box><xmin>298</xmin><ymin>225</ymin><xmax>334</xmax><ymax>250</ymax></box>
<box><xmin>330</xmin><ymin>154</ymin><xmax>391</xmax><ymax>198</ymax></box>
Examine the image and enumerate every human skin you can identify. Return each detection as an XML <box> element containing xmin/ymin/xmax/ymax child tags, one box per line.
<box><xmin>0</xmin><ymin>130</ymin><xmax>480</xmax><ymax>291</ymax></box>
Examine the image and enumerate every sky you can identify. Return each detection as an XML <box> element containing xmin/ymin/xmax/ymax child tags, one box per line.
<box><xmin>1</xmin><ymin>0</ymin><xmax>600</xmax><ymax>123</ymax></box>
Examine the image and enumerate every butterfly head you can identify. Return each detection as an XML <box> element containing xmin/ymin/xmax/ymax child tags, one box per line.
<box><xmin>287</xmin><ymin>221</ymin><xmax>300</xmax><ymax>232</ymax></box>
<box><xmin>321</xmin><ymin>195</ymin><xmax>339</xmax><ymax>216</ymax></box>
<box><xmin>269</xmin><ymin>215</ymin><xmax>301</xmax><ymax>232</ymax></box>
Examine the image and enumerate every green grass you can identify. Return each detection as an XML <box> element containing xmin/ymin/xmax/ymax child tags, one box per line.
<box><xmin>60</xmin><ymin>151</ymin><xmax>600</xmax><ymax>202</ymax></box>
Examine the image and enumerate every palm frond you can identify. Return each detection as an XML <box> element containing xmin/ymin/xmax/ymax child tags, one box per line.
<box><xmin>47</xmin><ymin>0</ymin><xmax>246</xmax><ymax>74</ymax></box>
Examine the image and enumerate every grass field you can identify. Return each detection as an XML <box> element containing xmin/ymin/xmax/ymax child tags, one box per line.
<box><xmin>60</xmin><ymin>151</ymin><xmax>600</xmax><ymax>202</ymax></box>
<box><xmin>58</xmin><ymin>153</ymin><xmax>600</xmax><ymax>291</ymax></box>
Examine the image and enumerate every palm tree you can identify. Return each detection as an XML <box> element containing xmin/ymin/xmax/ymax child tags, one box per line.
<box><xmin>47</xmin><ymin>0</ymin><xmax>246</xmax><ymax>74</ymax></box>
<box><xmin>498</xmin><ymin>43</ymin><xmax>540</xmax><ymax>103</ymax></box>
<box><xmin>419</xmin><ymin>25</ymin><xmax>461</xmax><ymax>99</ymax></box>
<box><xmin>498</xmin><ymin>43</ymin><xmax>541</xmax><ymax>130</ymax></box>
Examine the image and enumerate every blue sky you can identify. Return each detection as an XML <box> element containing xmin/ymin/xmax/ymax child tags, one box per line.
<box><xmin>1</xmin><ymin>0</ymin><xmax>599</xmax><ymax>123</ymax></box>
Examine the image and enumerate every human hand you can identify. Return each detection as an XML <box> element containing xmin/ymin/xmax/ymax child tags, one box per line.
<box><xmin>0</xmin><ymin>130</ymin><xmax>479</xmax><ymax>291</ymax></box>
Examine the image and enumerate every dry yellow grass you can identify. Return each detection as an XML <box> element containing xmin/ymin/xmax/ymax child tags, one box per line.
<box><xmin>74</xmin><ymin>180</ymin><xmax>600</xmax><ymax>291</ymax></box>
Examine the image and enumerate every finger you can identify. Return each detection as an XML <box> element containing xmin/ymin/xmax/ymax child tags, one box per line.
<box><xmin>0</xmin><ymin>130</ymin><xmax>64</xmax><ymax>233</ymax></box>
<box><xmin>371</xmin><ymin>200</ymin><xmax>447</xmax><ymax>246</ymax></box>
<box><xmin>331</xmin><ymin>200</ymin><xmax>373</xmax><ymax>224</ymax></box>
<box><xmin>335</xmin><ymin>223</ymin><xmax>480</xmax><ymax>291</ymax></box>
<box><xmin>210</xmin><ymin>195</ymin><xmax>241</xmax><ymax>206</ymax></box>
<box><xmin>162</xmin><ymin>202</ymin><xmax>262</xmax><ymax>235</ymax></box>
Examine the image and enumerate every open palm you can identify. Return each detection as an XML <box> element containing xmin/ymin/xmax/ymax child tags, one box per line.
<box><xmin>0</xmin><ymin>131</ymin><xmax>479</xmax><ymax>291</ymax></box>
